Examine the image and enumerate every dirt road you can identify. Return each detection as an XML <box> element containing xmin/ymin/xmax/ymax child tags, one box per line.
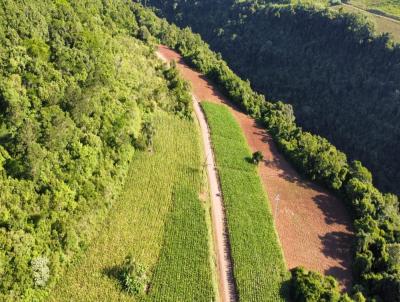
<box><xmin>157</xmin><ymin>50</ymin><xmax>237</xmax><ymax>302</ymax></box>
<box><xmin>157</xmin><ymin>45</ymin><xmax>354</xmax><ymax>291</ymax></box>
<box><xmin>343</xmin><ymin>3</ymin><xmax>400</xmax><ymax>24</ymax></box>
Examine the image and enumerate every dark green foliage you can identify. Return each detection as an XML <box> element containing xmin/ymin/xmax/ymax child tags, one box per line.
<box><xmin>134</xmin><ymin>121</ymin><xmax>156</xmax><ymax>151</ymax></box>
<box><xmin>290</xmin><ymin>267</ymin><xmax>342</xmax><ymax>302</ymax></box>
<box><xmin>144</xmin><ymin>0</ymin><xmax>400</xmax><ymax>197</ymax></box>
<box><xmin>162</xmin><ymin>61</ymin><xmax>193</xmax><ymax>119</ymax></box>
<box><xmin>252</xmin><ymin>151</ymin><xmax>264</xmax><ymax>164</ymax></box>
<box><xmin>119</xmin><ymin>255</ymin><xmax>148</xmax><ymax>295</ymax></box>
<box><xmin>290</xmin><ymin>267</ymin><xmax>367</xmax><ymax>302</ymax></box>
<box><xmin>131</xmin><ymin>3</ymin><xmax>400</xmax><ymax>301</ymax></box>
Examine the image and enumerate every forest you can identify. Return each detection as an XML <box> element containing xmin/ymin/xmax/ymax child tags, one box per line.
<box><xmin>0</xmin><ymin>0</ymin><xmax>192</xmax><ymax>300</ymax></box>
<box><xmin>145</xmin><ymin>0</ymin><xmax>400</xmax><ymax>197</ymax></box>
<box><xmin>2</xmin><ymin>0</ymin><xmax>399</xmax><ymax>300</ymax></box>
<box><xmin>133</xmin><ymin>3</ymin><xmax>400</xmax><ymax>301</ymax></box>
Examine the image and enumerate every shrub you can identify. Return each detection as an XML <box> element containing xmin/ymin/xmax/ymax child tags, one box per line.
<box><xmin>352</xmin><ymin>292</ymin><xmax>366</xmax><ymax>302</ymax></box>
<box><xmin>119</xmin><ymin>255</ymin><xmax>148</xmax><ymax>296</ymax></box>
<box><xmin>290</xmin><ymin>267</ymin><xmax>342</xmax><ymax>302</ymax></box>
<box><xmin>252</xmin><ymin>151</ymin><xmax>264</xmax><ymax>165</ymax></box>
<box><xmin>31</xmin><ymin>257</ymin><xmax>50</xmax><ymax>288</ymax></box>
<box><xmin>135</xmin><ymin>121</ymin><xmax>156</xmax><ymax>151</ymax></box>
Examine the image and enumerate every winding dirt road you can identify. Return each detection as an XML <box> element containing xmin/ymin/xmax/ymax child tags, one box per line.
<box><xmin>157</xmin><ymin>50</ymin><xmax>237</xmax><ymax>302</ymax></box>
<box><xmin>157</xmin><ymin>44</ymin><xmax>354</xmax><ymax>296</ymax></box>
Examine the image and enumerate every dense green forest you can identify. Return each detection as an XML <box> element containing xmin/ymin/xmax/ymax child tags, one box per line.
<box><xmin>145</xmin><ymin>0</ymin><xmax>400</xmax><ymax>196</ymax></box>
<box><xmin>132</xmin><ymin>3</ymin><xmax>400</xmax><ymax>301</ymax></box>
<box><xmin>0</xmin><ymin>0</ymin><xmax>192</xmax><ymax>300</ymax></box>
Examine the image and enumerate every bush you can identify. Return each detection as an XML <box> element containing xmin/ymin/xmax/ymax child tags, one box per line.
<box><xmin>119</xmin><ymin>255</ymin><xmax>148</xmax><ymax>296</ymax></box>
<box><xmin>252</xmin><ymin>151</ymin><xmax>264</xmax><ymax>165</ymax></box>
<box><xmin>290</xmin><ymin>267</ymin><xmax>342</xmax><ymax>302</ymax></box>
<box><xmin>31</xmin><ymin>257</ymin><xmax>50</xmax><ymax>288</ymax></box>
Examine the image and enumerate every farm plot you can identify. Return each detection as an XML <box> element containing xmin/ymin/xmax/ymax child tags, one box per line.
<box><xmin>337</xmin><ymin>2</ymin><xmax>400</xmax><ymax>41</ymax></box>
<box><xmin>48</xmin><ymin>112</ymin><xmax>215</xmax><ymax>302</ymax></box>
<box><xmin>201</xmin><ymin>102</ymin><xmax>289</xmax><ymax>302</ymax></box>
<box><xmin>349</xmin><ymin>0</ymin><xmax>400</xmax><ymax>19</ymax></box>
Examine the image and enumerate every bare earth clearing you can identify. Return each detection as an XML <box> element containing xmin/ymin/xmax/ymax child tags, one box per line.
<box><xmin>157</xmin><ymin>45</ymin><xmax>355</xmax><ymax>290</ymax></box>
<box><xmin>338</xmin><ymin>3</ymin><xmax>400</xmax><ymax>42</ymax></box>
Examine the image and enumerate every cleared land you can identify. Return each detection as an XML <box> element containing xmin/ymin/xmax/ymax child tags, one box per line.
<box><xmin>157</xmin><ymin>45</ymin><xmax>354</xmax><ymax>290</ymax></box>
<box><xmin>349</xmin><ymin>0</ymin><xmax>400</xmax><ymax>19</ymax></box>
<box><xmin>202</xmin><ymin>102</ymin><xmax>289</xmax><ymax>302</ymax></box>
<box><xmin>296</xmin><ymin>0</ymin><xmax>400</xmax><ymax>41</ymax></box>
<box><xmin>339</xmin><ymin>2</ymin><xmax>400</xmax><ymax>41</ymax></box>
<box><xmin>48</xmin><ymin>112</ymin><xmax>215</xmax><ymax>301</ymax></box>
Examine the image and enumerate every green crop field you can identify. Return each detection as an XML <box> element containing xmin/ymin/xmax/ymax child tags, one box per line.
<box><xmin>201</xmin><ymin>102</ymin><xmax>289</xmax><ymax>302</ymax></box>
<box><xmin>293</xmin><ymin>0</ymin><xmax>400</xmax><ymax>18</ymax></box>
<box><xmin>349</xmin><ymin>0</ymin><xmax>400</xmax><ymax>18</ymax></box>
<box><xmin>339</xmin><ymin>1</ymin><xmax>400</xmax><ymax>41</ymax></box>
<box><xmin>48</xmin><ymin>112</ymin><xmax>215</xmax><ymax>302</ymax></box>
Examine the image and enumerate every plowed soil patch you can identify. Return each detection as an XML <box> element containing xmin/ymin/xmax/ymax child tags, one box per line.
<box><xmin>158</xmin><ymin>45</ymin><xmax>354</xmax><ymax>290</ymax></box>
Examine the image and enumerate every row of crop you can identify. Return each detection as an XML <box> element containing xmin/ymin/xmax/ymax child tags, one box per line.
<box><xmin>0</xmin><ymin>0</ymin><xmax>195</xmax><ymax>299</ymax></box>
<box><xmin>131</xmin><ymin>3</ymin><xmax>399</xmax><ymax>301</ymax></box>
<box><xmin>49</xmin><ymin>113</ymin><xmax>215</xmax><ymax>301</ymax></box>
<box><xmin>201</xmin><ymin>102</ymin><xmax>289</xmax><ymax>301</ymax></box>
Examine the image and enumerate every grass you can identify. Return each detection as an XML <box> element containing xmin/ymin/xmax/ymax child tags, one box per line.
<box><xmin>48</xmin><ymin>111</ymin><xmax>215</xmax><ymax>302</ymax></box>
<box><xmin>334</xmin><ymin>2</ymin><xmax>400</xmax><ymax>42</ymax></box>
<box><xmin>349</xmin><ymin>0</ymin><xmax>400</xmax><ymax>19</ymax></box>
<box><xmin>290</xmin><ymin>0</ymin><xmax>400</xmax><ymax>41</ymax></box>
<box><xmin>201</xmin><ymin>102</ymin><xmax>289</xmax><ymax>302</ymax></box>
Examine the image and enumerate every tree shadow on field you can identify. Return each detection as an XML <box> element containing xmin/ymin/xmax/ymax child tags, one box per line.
<box><xmin>319</xmin><ymin>231</ymin><xmax>353</xmax><ymax>262</ymax></box>
<box><xmin>251</xmin><ymin>122</ymin><xmax>311</xmax><ymax>190</ymax></box>
<box><xmin>313</xmin><ymin>194</ymin><xmax>353</xmax><ymax>228</ymax></box>
<box><xmin>245</xmin><ymin>156</ymin><xmax>254</xmax><ymax>164</ymax></box>
<box><xmin>319</xmin><ymin>231</ymin><xmax>354</xmax><ymax>290</ymax></box>
<box><xmin>102</xmin><ymin>265</ymin><xmax>123</xmax><ymax>282</ymax></box>
<box><xmin>280</xmin><ymin>278</ymin><xmax>292</xmax><ymax>302</ymax></box>
<box><xmin>325</xmin><ymin>266</ymin><xmax>352</xmax><ymax>291</ymax></box>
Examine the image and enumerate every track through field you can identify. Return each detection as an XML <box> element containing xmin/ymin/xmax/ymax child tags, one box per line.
<box><xmin>157</xmin><ymin>45</ymin><xmax>355</xmax><ymax>290</ymax></box>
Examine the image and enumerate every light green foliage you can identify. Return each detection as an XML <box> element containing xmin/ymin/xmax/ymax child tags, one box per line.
<box><xmin>202</xmin><ymin>102</ymin><xmax>289</xmax><ymax>301</ymax></box>
<box><xmin>31</xmin><ymin>257</ymin><xmax>50</xmax><ymax>288</ymax></box>
<box><xmin>0</xmin><ymin>0</ymin><xmax>192</xmax><ymax>300</ymax></box>
<box><xmin>252</xmin><ymin>151</ymin><xmax>264</xmax><ymax>165</ymax></box>
<box><xmin>49</xmin><ymin>113</ymin><xmax>214</xmax><ymax>302</ymax></box>
<box><xmin>350</xmin><ymin>0</ymin><xmax>400</xmax><ymax>18</ymax></box>
<box><xmin>119</xmin><ymin>255</ymin><xmax>148</xmax><ymax>296</ymax></box>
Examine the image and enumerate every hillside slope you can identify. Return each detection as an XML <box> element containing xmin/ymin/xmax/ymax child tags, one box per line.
<box><xmin>133</xmin><ymin>4</ymin><xmax>400</xmax><ymax>301</ymax></box>
<box><xmin>48</xmin><ymin>112</ymin><xmax>215</xmax><ymax>301</ymax></box>
<box><xmin>146</xmin><ymin>0</ymin><xmax>400</xmax><ymax>196</ymax></box>
<box><xmin>0</xmin><ymin>1</ymin><xmax>192</xmax><ymax>300</ymax></box>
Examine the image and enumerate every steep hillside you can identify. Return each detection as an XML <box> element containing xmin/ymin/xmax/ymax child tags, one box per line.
<box><xmin>146</xmin><ymin>0</ymin><xmax>400</xmax><ymax>196</ymax></box>
<box><xmin>133</xmin><ymin>3</ymin><xmax>400</xmax><ymax>301</ymax></box>
<box><xmin>0</xmin><ymin>1</ymin><xmax>192</xmax><ymax>300</ymax></box>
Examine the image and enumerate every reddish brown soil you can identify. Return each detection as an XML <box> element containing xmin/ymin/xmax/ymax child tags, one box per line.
<box><xmin>158</xmin><ymin>45</ymin><xmax>354</xmax><ymax>290</ymax></box>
